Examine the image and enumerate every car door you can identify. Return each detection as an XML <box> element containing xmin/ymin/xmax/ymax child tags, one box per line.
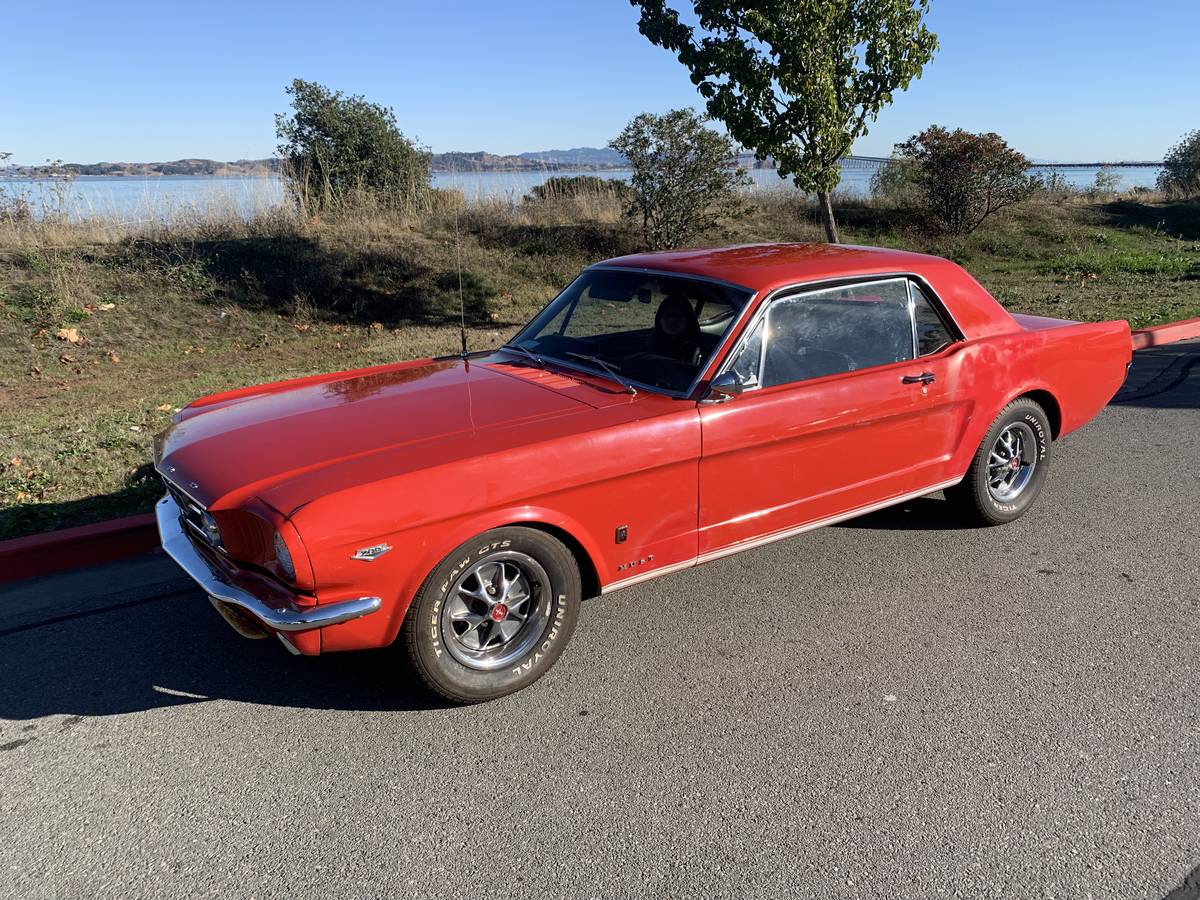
<box><xmin>899</xmin><ymin>278</ymin><xmax>976</xmax><ymax>484</ymax></box>
<box><xmin>696</xmin><ymin>276</ymin><xmax>963</xmax><ymax>556</ymax></box>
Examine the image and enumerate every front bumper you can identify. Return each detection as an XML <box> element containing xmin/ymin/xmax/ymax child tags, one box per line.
<box><xmin>155</xmin><ymin>494</ymin><xmax>381</xmax><ymax>635</ymax></box>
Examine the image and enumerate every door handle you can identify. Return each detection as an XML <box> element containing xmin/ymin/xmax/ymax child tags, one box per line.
<box><xmin>902</xmin><ymin>372</ymin><xmax>935</xmax><ymax>385</ymax></box>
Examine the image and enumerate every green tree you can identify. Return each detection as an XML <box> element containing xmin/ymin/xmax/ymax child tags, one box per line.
<box><xmin>896</xmin><ymin>126</ymin><xmax>1038</xmax><ymax>234</ymax></box>
<box><xmin>608</xmin><ymin>109</ymin><xmax>749</xmax><ymax>249</ymax></box>
<box><xmin>629</xmin><ymin>0</ymin><xmax>938</xmax><ymax>243</ymax></box>
<box><xmin>275</xmin><ymin>79</ymin><xmax>431</xmax><ymax>212</ymax></box>
<box><xmin>1158</xmin><ymin>129</ymin><xmax>1200</xmax><ymax>198</ymax></box>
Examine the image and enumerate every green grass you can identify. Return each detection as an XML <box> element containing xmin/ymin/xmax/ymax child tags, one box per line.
<box><xmin>2</xmin><ymin>191</ymin><xmax>1199</xmax><ymax>540</ymax></box>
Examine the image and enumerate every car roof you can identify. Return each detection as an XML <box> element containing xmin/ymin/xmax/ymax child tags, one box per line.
<box><xmin>595</xmin><ymin>243</ymin><xmax>948</xmax><ymax>295</ymax></box>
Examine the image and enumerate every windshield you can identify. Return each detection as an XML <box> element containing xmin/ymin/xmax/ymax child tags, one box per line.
<box><xmin>509</xmin><ymin>268</ymin><xmax>753</xmax><ymax>394</ymax></box>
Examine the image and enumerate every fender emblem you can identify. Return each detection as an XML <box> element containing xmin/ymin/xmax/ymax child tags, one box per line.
<box><xmin>352</xmin><ymin>543</ymin><xmax>392</xmax><ymax>561</ymax></box>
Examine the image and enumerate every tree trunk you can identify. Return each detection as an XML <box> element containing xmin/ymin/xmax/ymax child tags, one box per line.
<box><xmin>816</xmin><ymin>191</ymin><xmax>840</xmax><ymax>244</ymax></box>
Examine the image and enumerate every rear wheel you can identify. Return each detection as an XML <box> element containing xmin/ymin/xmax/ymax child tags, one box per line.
<box><xmin>401</xmin><ymin>526</ymin><xmax>581</xmax><ymax>703</ymax></box>
<box><xmin>946</xmin><ymin>397</ymin><xmax>1051</xmax><ymax>526</ymax></box>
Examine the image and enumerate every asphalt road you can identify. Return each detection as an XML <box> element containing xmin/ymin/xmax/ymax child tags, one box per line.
<box><xmin>2</xmin><ymin>342</ymin><xmax>1198</xmax><ymax>900</ymax></box>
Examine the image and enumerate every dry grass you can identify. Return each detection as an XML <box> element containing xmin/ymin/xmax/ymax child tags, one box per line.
<box><xmin>2</xmin><ymin>186</ymin><xmax>1198</xmax><ymax>540</ymax></box>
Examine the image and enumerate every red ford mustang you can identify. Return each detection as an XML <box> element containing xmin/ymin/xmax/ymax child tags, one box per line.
<box><xmin>154</xmin><ymin>243</ymin><xmax>1132</xmax><ymax>702</ymax></box>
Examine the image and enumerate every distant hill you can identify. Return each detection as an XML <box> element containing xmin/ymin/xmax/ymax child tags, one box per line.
<box><xmin>515</xmin><ymin>147</ymin><xmax>627</xmax><ymax>168</ymax></box>
<box><xmin>432</xmin><ymin>148</ymin><xmax>627</xmax><ymax>172</ymax></box>
<box><xmin>0</xmin><ymin>147</ymin><xmax>777</xmax><ymax>178</ymax></box>
<box><xmin>3</xmin><ymin>158</ymin><xmax>281</xmax><ymax>177</ymax></box>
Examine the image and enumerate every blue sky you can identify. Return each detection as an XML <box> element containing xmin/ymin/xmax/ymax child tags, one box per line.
<box><xmin>2</xmin><ymin>1</ymin><xmax>1195</xmax><ymax>165</ymax></box>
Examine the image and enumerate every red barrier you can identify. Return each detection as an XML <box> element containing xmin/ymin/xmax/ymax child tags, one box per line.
<box><xmin>0</xmin><ymin>514</ymin><xmax>157</xmax><ymax>584</ymax></box>
<box><xmin>1132</xmin><ymin>315</ymin><xmax>1200</xmax><ymax>351</ymax></box>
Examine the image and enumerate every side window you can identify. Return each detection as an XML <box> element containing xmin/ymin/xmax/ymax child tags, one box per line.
<box><xmin>910</xmin><ymin>282</ymin><xmax>956</xmax><ymax>356</ymax></box>
<box><xmin>758</xmin><ymin>279</ymin><xmax>914</xmax><ymax>388</ymax></box>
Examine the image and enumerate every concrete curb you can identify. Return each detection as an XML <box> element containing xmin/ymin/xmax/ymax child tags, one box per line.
<box><xmin>2</xmin><ymin>320</ymin><xmax>1199</xmax><ymax>585</ymax></box>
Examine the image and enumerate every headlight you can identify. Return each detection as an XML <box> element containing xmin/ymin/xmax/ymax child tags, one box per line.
<box><xmin>273</xmin><ymin>530</ymin><xmax>296</xmax><ymax>582</ymax></box>
<box><xmin>200</xmin><ymin>511</ymin><xmax>223</xmax><ymax>548</ymax></box>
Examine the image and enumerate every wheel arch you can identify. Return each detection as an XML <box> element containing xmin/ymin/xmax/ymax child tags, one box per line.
<box><xmin>519</xmin><ymin>521</ymin><xmax>602</xmax><ymax>600</ymax></box>
<box><xmin>1015</xmin><ymin>388</ymin><xmax>1063</xmax><ymax>439</ymax></box>
<box><xmin>393</xmin><ymin>507</ymin><xmax>608</xmax><ymax>626</ymax></box>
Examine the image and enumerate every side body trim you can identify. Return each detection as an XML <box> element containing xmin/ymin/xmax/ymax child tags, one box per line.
<box><xmin>601</xmin><ymin>477</ymin><xmax>961</xmax><ymax>595</ymax></box>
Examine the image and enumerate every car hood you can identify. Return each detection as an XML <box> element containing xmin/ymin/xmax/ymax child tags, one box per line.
<box><xmin>154</xmin><ymin>355</ymin><xmax>623</xmax><ymax>513</ymax></box>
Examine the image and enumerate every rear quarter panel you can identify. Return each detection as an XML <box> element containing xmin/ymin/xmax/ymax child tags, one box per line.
<box><xmin>943</xmin><ymin>317</ymin><xmax>1131</xmax><ymax>477</ymax></box>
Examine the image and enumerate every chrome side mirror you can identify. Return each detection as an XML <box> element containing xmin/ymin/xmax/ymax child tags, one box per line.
<box><xmin>705</xmin><ymin>371</ymin><xmax>745</xmax><ymax>402</ymax></box>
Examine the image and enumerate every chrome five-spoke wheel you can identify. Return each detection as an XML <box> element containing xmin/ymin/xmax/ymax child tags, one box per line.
<box><xmin>441</xmin><ymin>552</ymin><xmax>551</xmax><ymax>671</ymax></box>
<box><xmin>986</xmin><ymin>422</ymin><xmax>1038</xmax><ymax>502</ymax></box>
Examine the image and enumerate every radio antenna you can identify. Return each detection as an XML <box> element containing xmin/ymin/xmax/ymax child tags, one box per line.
<box><xmin>455</xmin><ymin>202</ymin><xmax>468</xmax><ymax>359</ymax></box>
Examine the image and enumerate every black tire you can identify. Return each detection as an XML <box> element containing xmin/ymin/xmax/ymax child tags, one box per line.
<box><xmin>401</xmin><ymin>526</ymin><xmax>581</xmax><ymax>703</ymax></box>
<box><xmin>945</xmin><ymin>397</ymin><xmax>1052</xmax><ymax>526</ymax></box>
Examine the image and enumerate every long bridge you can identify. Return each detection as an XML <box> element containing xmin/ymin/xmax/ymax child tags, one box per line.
<box><xmin>840</xmin><ymin>155</ymin><xmax>1162</xmax><ymax>170</ymax></box>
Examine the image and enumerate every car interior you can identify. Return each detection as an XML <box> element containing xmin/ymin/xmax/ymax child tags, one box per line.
<box><xmin>759</xmin><ymin>293</ymin><xmax>915</xmax><ymax>386</ymax></box>
<box><xmin>520</xmin><ymin>270</ymin><xmax>749</xmax><ymax>393</ymax></box>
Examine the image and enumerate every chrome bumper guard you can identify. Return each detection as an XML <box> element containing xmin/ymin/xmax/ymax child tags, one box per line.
<box><xmin>155</xmin><ymin>495</ymin><xmax>381</xmax><ymax>633</ymax></box>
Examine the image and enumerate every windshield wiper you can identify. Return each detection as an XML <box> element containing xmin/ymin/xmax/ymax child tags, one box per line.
<box><xmin>563</xmin><ymin>352</ymin><xmax>637</xmax><ymax>397</ymax></box>
<box><xmin>501</xmin><ymin>342</ymin><xmax>544</xmax><ymax>368</ymax></box>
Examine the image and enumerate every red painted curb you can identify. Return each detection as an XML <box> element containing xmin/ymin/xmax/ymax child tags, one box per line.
<box><xmin>0</xmin><ymin>514</ymin><xmax>158</xmax><ymax>584</ymax></box>
<box><xmin>1132</xmin><ymin>315</ymin><xmax>1200</xmax><ymax>351</ymax></box>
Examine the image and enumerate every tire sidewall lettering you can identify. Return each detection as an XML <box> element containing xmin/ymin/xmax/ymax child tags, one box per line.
<box><xmin>983</xmin><ymin>404</ymin><xmax>1050</xmax><ymax>515</ymax></box>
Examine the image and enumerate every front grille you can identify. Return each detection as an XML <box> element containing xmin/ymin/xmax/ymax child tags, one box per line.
<box><xmin>163</xmin><ymin>477</ymin><xmax>211</xmax><ymax>545</ymax></box>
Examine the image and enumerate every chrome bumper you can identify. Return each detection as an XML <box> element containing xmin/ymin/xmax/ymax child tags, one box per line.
<box><xmin>155</xmin><ymin>495</ymin><xmax>381</xmax><ymax>633</ymax></box>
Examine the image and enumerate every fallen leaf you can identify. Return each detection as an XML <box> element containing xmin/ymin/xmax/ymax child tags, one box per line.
<box><xmin>156</xmin><ymin>403</ymin><xmax>172</xmax><ymax>412</ymax></box>
<box><xmin>369</xmin><ymin>322</ymin><xmax>383</xmax><ymax>331</ymax></box>
<box><xmin>33</xmin><ymin>328</ymin><xmax>48</xmax><ymax>338</ymax></box>
<box><xmin>29</xmin><ymin>366</ymin><xmax>42</xmax><ymax>377</ymax></box>
<box><xmin>56</xmin><ymin>327</ymin><xmax>82</xmax><ymax>343</ymax></box>
<box><xmin>15</xmin><ymin>491</ymin><xmax>28</xmax><ymax>502</ymax></box>
<box><xmin>58</xmin><ymin>353</ymin><xmax>75</xmax><ymax>364</ymax></box>
<box><xmin>81</xmin><ymin>304</ymin><xmax>96</xmax><ymax>314</ymax></box>
<box><xmin>184</xmin><ymin>345</ymin><xmax>205</xmax><ymax>355</ymax></box>
<box><xmin>129</xmin><ymin>425</ymin><xmax>142</xmax><ymax>432</ymax></box>
<box><xmin>108</xmin><ymin>352</ymin><xmax>121</xmax><ymax>363</ymax></box>
<box><xmin>9</xmin><ymin>457</ymin><xmax>20</xmax><ymax>468</ymax></box>
<box><xmin>98</xmin><ymin>302</ymin><xmax>115</xmax><ymax>311</ymax></box>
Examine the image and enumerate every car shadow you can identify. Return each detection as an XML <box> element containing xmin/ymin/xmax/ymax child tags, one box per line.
<box><xmin>0</xmin><ymin>588</ymin><xmax>449</xmax><ymax>720</ymax></box>
<box><xmin>1113</xmin><ymin>342</ymin><xmax>1200</xmax><ymax>410</ymax></box>
<box><xmin>1163</xmin><ymin>862</ymin><xmax>1200</xmax><ymax>900</ymax></box>
<box><xmin>833</xmin><ymin>495</ymin><xmax>977</xmax><ymax>532</ymax></box>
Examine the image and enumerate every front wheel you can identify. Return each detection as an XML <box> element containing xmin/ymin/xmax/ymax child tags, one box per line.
<box><xmin>401</xmin><ymin>526</ymin><xmax>581</xmax><ymax>703</ymax></box>
<box><xmin>945</xmin><ymin>397</ymin><xmax>1052</xmax><ymax>526</ymax></box>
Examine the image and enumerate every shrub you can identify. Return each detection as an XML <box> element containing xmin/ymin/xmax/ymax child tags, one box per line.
<box><xmin>525</xmin><ymin>176</ymin><xmax>630</xmax><ymax>203</ymax></box>
<box><xmin>1037</xmin><ymin>171</ymin><xmax>1079</xmax><ymax>204</ymax></box>
<box><xmin>1158</xmin><ymin>129</ymin><xmax>1200</xmax><ymax>198</ymax></box>
<box><xmin>1091</xmin><ymin>165</ymin><xmax>1121</xmax><ymax>194</ymax></box>
<box><xmin>896</xmin><ymin>126</ymin><xmax>1039</xmax><ymax>234</ymax></box>
<box><xmin>869</xmin><ymin>155</ymin><xmax>922</xmax><ymax>205</ymax></box>
<box><xmin>275</xmin><ymin>79</ymin><xmax>432</xmax><ymax>213</ymax></box>
<box><xmin>608</xmin><ymin>109</ymin><xmax>748</xmax><ymax>249</ymax></box>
